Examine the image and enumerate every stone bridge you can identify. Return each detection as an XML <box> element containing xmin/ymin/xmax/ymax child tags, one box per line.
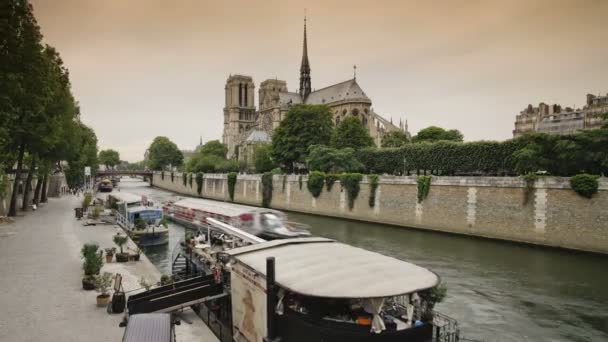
<box><xmin>96</xmin><ymin>170</ymin><xmax>153</xmax><ymax>178</ymax></box>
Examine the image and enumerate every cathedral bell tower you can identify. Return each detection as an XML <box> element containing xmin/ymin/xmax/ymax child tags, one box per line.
<box><xmin>222</xmin><ymin>75</ymin><xmax>256</xmax><ymax>159</ymax></box>
<box><xmin>299</xmin><ymin>16</ymin><xmax>311</xmax><ymax>99</ymax></box>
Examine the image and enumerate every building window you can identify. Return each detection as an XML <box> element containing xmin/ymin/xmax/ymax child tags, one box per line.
<box><xmin>342</xmin><ymin>109</ymin><xmax>347</xmax><ymax>116</ymax></box>
<box><xmin>362</xmin><ymin>116</ymin><xmax>368</xmax><ymax>127</ymax></box>
<box><xmin>336</xmin><ymin>117</ymin><xmax>341</xmax><ymax>125</ymax></box>
<box><xmin>352</xmin><ymin>108</ymin><xmax>359</xmax><ymax>116</ymax></box>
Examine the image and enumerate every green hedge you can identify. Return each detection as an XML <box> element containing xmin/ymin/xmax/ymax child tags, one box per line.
<box><xmin>307</xmin><ymin>171</ymin><xmax>325</xmax><ymax>198</ymax></box>
<box><xmin>357</xmin><ymin>140</ymin><xmax>522</xmax><ymax>176</ymax></box>
<box><xmin>570</xmin><ymin>174</ymin><xmax>599</xmax><ymax>198</ymax></box>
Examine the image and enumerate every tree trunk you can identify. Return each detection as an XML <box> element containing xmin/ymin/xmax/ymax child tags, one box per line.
<box><xmin>8</xmin><ymin>144</ymin><xmax>25</xmax><ymax>217</ymax></box>
<box><xmin>22</xmin><ymin>156</ymin><xmax>36</xmax><ymax>211</ymax></box>
<box><xmin>40</xmin><ymin>174</ymin><xmax>48</xmax><ymax>203</ymax></box>
<box><xmin>33</xmin><ymin>175</ymin><xmax>43</xmax><ymax>205</ymax></box>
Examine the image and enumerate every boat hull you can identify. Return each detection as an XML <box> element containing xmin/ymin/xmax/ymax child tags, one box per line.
<box><xmin>129</xmin><ymin>230</ymin><xmax>169</xmax><ymax>247</ymax></box>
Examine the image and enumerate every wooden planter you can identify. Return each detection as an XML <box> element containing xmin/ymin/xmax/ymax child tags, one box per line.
<box><xmin>105</xmin><ymin>255</ymin><xmax>113</xmax><ymax>263</ymax></box>
<box><xmin>96</xmin><ymin>294</ymin><xmax>111</xmax><ymax>307</ymax></box>
<box><xmin>115</xmin><ymin>253</ymin><xmax>129</xmax><ymax>263</ymax></box>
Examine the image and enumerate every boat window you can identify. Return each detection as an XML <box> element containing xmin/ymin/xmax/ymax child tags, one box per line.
<box><xmin>261</xmin><ymin>213</ymin><xmax>284</xmax><ymax>229</ymax></box>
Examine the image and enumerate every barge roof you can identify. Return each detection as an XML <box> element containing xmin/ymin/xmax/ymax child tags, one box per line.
<box><xmin>226</xmin><ymin>237</ymin><xmax>439</xmax><ymax>299</ymax></box>
<box><xmin>108</xmin><ymin>192</ymin><xmax>142</xmax><ymax>204</ymax></box>
<box><xmin>173</xmin><ymin>197</ymin><xmax>281</xmax><ymax>217</ymax></box>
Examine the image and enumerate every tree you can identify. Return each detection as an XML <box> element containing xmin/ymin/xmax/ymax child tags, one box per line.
<box><xmin>254</xmin><ymin>144</ymin><xmax>276</xmax><ymax>173</ymax></box>
<box><xmin>186</xmin><ymin>140</ymin><xmax>231</xmax><ymax>173</ymax></box>
<box><xmin>413</xmin><ymin>126</ymin><xmax>464</xmax><ymax>143</ymax></box>
<box><xmin>306</xmin><ymin>145</ymin><xmax>363</xmax><ymax>173</ymax></box>
<box><xmin>146</xmin><ymin>136</ymin><xmax>183</xmax><ymax>171</ymax></box>
<box><xmin>98</xmin><ymin>149</ymin><xmax>120</xmax><ymax>170</ymax></box>
<box><xmin>64</xmin><ymin>122</ymin><xmax>99</xmax><ymax>188</ymax></box>
<box><xmin>271</xmin><ymin>104</ymin><xmax>333</xmax><ymax>172</ymax></box>
<box><xmin>381</xmin><ymin>131</ymin><xmax>410</xmax><ymax>148</ymax></box>
<box><xmin>197</xmin><ymin>140</ymin><xmax>227</xmax><ymax>158</ymax></box>
<box><xmin>330</xmin><ymin>117</ymin><xmax>375</xmax><ymax>150</ymax></box>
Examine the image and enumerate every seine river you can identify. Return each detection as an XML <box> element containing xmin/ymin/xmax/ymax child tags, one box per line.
<box><xmin>119</xmin><ymin>178</ymin><xmax>607</xmax><ymax>342</ymax></box>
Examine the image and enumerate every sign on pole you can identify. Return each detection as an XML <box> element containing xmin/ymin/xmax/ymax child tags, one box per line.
<box><xmin>84</xmin><ymin>166</ymin><xmax>91</xmax><ymax>176</ymax></box>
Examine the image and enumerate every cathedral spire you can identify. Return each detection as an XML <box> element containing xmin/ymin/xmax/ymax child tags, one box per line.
<box><xmin>299</xmin><ymin>14</ymin><xmax>311</xmax><ymax>99</ymax></box>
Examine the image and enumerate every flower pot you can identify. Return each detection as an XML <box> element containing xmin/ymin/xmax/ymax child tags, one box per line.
<box><xmin>111</xmin><ymin>292</ymin><xmax>126</xmax><ymax>313</ymax></box>
<box><xmin>105</xmin><ymin>255</ymin><xmax>113</xmax><ymax>263</ymax></box>
<box><xmin>96</xmin><ymin>294</ymin><xmax>111</xmax><ymax>307</ymax></box>
<box><xmin>128</xmin><ymin>254</ymin><xmax>136</xmax><ymax>262</ymax></box>
<box><xmin>115</xmin><ymin>253</ymin><xmax>129</xmax><ymax>263</ymax></box>
<box><xmin>133</xmin><ymin>254</ymin><xmax>140</xmax><ymax>261</ymax></box>
<box><xmin>82</xmin><ymin>277</ymin><xmax>95</xmax><ymax>291</ymax></box>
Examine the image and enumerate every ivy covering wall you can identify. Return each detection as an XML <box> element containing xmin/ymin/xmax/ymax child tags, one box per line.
<box><xmin>307</xmin><ymin>171</ymin><xmax>325</xmax><ymax>198</ymax></box>
<box><xmin>262</xmin><ymin>172</ymin><xmax>273</xmax><ymax>208</ymax></box>
<box><xmin>417</xmin><ymin>176</ymin><xmax>432</xmax><ymax>203</ymax></box>
<box><xmin>227</xmin><ymin>172</ymin><xmax>237</xmax><ymax>202</ymax></box>
<box><xmin>368</xmin><ymin>174</ymin><xmax>379</xmax><ymax>207</ymax></box>
<box><xmin>195</xmin><ymin>172</ymin><xmax>203</xmax><ymax>196</ymax></box>
<box><xmin>340</xmin><ymin>173</ymin><xmax>363</xmax><ymax>210</ymax></box>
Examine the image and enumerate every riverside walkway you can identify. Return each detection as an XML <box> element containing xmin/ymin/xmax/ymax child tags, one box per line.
<box><xmin>0</xmin><ymin>195</ymin><xmax>217</xmax><ymax>341</ymax></box>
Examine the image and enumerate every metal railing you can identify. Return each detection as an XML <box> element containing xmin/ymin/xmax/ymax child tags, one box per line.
<box><xmin>432</xmin><ymin>311</ymin><xmax>460</xmax><ymax>342</ymax></box>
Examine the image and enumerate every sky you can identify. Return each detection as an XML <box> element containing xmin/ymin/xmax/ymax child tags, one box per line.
<box><xmin>31</xmin><ymin>0</ymin><xmax>608</xmax><ymax>162</ymax></box>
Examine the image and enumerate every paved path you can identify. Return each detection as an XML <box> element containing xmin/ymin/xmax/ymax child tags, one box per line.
<box><xmin>0</xmin><ymin>195</ymin><xmax>218</xmax><ymax>342</ymax></box>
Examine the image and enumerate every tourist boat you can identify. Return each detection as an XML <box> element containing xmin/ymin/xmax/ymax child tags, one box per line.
<box><xmin>108</xmin><ymin>192</ymin><xmax>169</xmax><ymax>247</ymax></box>
<box><xmin>98</xmin><ymin>178</ymin><xmax>113</xmax><ymax>192</ymax></box>
<box><xmin>163</xmin><ymin>197</ymin><xmax>311</xmax><ymax>240</ymax></box>
<box><xmin>161</xmin><ymin>219</ymin><xmax>460</xmax><ymax>342</ymax></box>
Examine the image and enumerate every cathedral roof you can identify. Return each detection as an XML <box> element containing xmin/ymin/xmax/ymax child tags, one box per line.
<box><xmin>304</xmin><ymin>78</ymin><xmax>371</xmax><ymax>105</ymax></box>
<box><xmin>279</xmin><ymin>92</ymin><xmax>303</xmax><ymax>106</ymax></box>
<box><xmin>245</xmin><ymin>130</ymin><xmax>271</xmax><ymax>143</ymax></box>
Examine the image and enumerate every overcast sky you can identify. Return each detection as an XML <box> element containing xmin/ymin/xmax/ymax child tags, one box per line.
<box><xmin>31</xmin><ymin>0</ymin><xmax>608</xmax><ymax>162</ymax></box>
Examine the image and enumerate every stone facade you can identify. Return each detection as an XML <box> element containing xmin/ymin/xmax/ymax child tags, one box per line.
<box><xmin>513</xmin><ymin>92</ymin><xmax>608</xmax><ymax>137</ymax></box>
<box><xmin>222</xmin><ymin>19</ymin><xmax>409</xmax><ymax>159</ymax></box>
<box><xmin>152</xmin><ymin>173</ymin><xmax>608</xmax><ymax>254</ymax></box>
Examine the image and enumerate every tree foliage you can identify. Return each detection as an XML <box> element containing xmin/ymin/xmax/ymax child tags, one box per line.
<box><xmin>368</xmin><ymin>174</ymin><xmax>379</xmax><ymax>207</ymax></box>
<box><xmin>413</xmin><ymin>126</ymin><xmax>463</xmax><ymax>143</ymax></box>
<box><xmin>186</xmin><ymin>140</ymin><xmax>237</xmax><ymax>173</ymax></box>
<box><xmin>98</xmin><ymin>149</ymin><xmax>120</xmax><ymax>170</ymax></box>
<box><xmin>227</xmin><ymin>172</ymin><xmax>237</xmax><ymax>201</ymax></box>
<box><xmin>254</xmin><ymin>144</ymin><xmax>276</xmax><ymax>173</ymax></box>
<box><xmin>271</xmin><ymin>104</ymin><xmax>333</xmax><ymax>172</ymax></box>
<box><xmin>261</xmin><ymin>172</ymin><xmax>273</xmax><ymax>208</ymax></box>
<box><xmin>330</xmin><ymin>117</ymin><xmax>374</xmax><ymax>150</ymax></box>
<box><xmin>306</xmin><ymin>145</ymin><xmax>363</xmax><ymax>173</ymax></box>
<box><xmin>146</xmin><ymin>136</ymin><xmax>183</xmax><ymax>171</ymax></box>
<box><xmin>381</xmin><ymin>131</ymin><xmax>410</xmax><ymax>148</ymax></box>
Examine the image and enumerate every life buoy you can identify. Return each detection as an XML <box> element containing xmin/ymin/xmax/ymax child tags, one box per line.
<box><xmin>213</xmin><ymin>266</ymin><xmax>222</xmax><ymax>284</ymax></box>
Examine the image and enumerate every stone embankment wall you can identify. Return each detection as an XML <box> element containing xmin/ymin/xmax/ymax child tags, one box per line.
<box><xmin>152</xmin><ymin>172</ymin><xmax>608</xmax><ymax>254</ymax></box>
<box><xmin>0</xmin><ymin>173</ymin><xmax>60</xmax><ymax>216</ymax></box>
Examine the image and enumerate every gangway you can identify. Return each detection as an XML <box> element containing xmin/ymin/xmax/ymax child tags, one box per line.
<box><xmin>126</xmin><ymin>274</ymin><xmax>224</xmax><ymax>316</ymax></box>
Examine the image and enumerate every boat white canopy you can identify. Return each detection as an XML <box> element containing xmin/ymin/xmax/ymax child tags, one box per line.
<box><xmin>108</xmin><ymin>192</ymin><xmax>142</xmax><ymax>204</ymax></box>
<box><xmin>173</xmin><ymin>198</ymin><xmax>281</xmax><ymax>217</ymax></box>
<box><xmin>225</xmin><ymin>237</ymin><xmax>439</xmax><ymax>299</ymax></box>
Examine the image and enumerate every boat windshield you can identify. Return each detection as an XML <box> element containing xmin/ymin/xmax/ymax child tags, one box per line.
<box><xmin>261</xmin><ymin>213</ymin><xmax>285</xmax><ymax>230</ymax></box>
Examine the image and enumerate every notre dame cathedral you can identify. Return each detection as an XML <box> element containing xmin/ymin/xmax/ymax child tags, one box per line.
<box><xmin>222</xmin><ymin>18</ymin><xmax>409</xmax><ymax>163</ymax></box>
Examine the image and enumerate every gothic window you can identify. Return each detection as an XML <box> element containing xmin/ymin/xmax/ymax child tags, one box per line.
<box><xmin>238</xmin><ymin>83</ymin><xmax>243</xmax><ymax>107</ymax></box>
<box><xmin>362</xmin><ymin>116</ymin><xmax>368</xmax><ymax>127</ymax></box>
<box><xmin>342</xmin><ymin>109</ymin><xmax>347</xmax><ymax>116</ymax></box>
<box><xmin>352</xmin><ymin>108</ymin><xmax>359</xmax><ymax>116</ymax></box>
<box><xmin>364</xmin><ymin>108</ymin><xmax>369</xmax><ymax>114</ymax></box>
<box><xmin>336</xmin><ymin>116</ymin><xmax>341</xmax><ymax>125</ymax></box>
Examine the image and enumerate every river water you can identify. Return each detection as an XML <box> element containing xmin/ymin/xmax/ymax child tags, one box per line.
<box><xmin>118</xmin><ymin>178</ymin><xmax>607</xmax><ymax>342</ymax></box>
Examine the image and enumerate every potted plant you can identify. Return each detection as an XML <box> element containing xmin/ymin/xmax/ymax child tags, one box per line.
<box><xmin>94</xmin><ymin>272</ymin><xmax>113</xmax><ymax>307</ymax></box>
<box><xmin>139</xmin><ymin>277</ymin><xmax>152</xmax><ymax>291</ymax></box>
<box><xmin>113</xmin><ymin>234</ymin><xmax>129</xmax><ymax>262</ymax></box>
<box><xmin>160</xmin><ymin>274</ymin><xmax>174</xmax><ymax>286</ymax></box>
<box><xmin>104</xmin><ymin>248</ymin><xmax>114</xmax><ymax>263</ymax></box>
<box><xmin>82</xmin><ymin>243</ymin><xmax>102</xmax><ymax>290</ymax></box>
